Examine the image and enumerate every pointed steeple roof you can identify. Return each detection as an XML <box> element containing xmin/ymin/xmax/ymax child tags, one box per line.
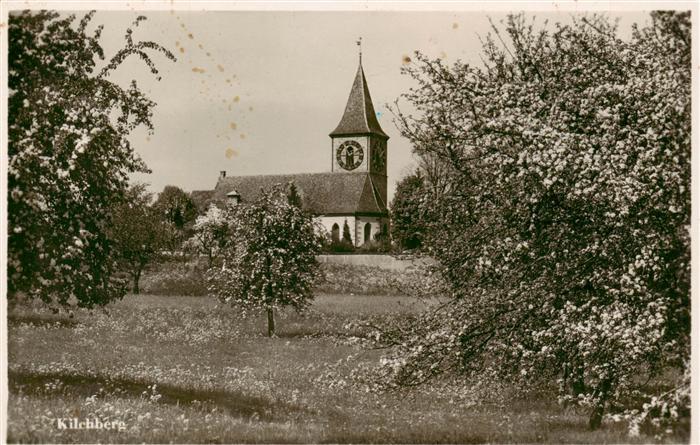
<box><xmin>330</xmin><ymin>63</ymin><xmax>389</xmax><ymax>139</ymax></box>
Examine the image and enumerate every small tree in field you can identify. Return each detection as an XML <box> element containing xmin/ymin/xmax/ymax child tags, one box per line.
<box><xmin>183</xmin><ymin>205</ymin><xmax>230</xmax><ymax>267</ymax></box>
<box><xmin>110</xmin><ymin>184</ymin><xmax>174</xmax><ymax>293</ymax></box>
<box><xmin>7</xmin><ymin>11</ymin><xmax>175</xmax><ymax>308</ymax></box>
<box><xmin>207</xmin><ymin>185</ymin><xmax>322</xmax><ymax>337</ymax></box>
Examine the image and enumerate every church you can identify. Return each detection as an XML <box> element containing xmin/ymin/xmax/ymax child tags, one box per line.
<box><xmin>191</xmin><ymin>54</ymin><xmax>390</xmax><ymax>247</ymax></box>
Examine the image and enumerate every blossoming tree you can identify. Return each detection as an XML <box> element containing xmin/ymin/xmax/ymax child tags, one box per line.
<box><xmin>8</xmin><ymin>11</ymin><xmax>175</xmax><ymax>307</ymax></box>
<box><xmin>207</xmin><ymin>184</ymin><xmax>322</xmax><ymax>337</ymax></box>
<box><xmin>382</xmin><ymin>12</ymin><xmax>690</xmax><ymax>433</ymax></box>
<box><xmin>183</xmin><ymin>205</ymin><xmax>231</xmax><ymax>267</ymax></box>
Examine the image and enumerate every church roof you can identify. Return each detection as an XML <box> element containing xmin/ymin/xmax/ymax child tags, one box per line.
<box><xmin>211</xmin><ymin>172</ymin><xmax>387</xmax><ymax>215</ymax></box>
<box><xmin>329</xmin><ymin>63</ymin><xmax>389</xmax><ymax>139</ymax></box>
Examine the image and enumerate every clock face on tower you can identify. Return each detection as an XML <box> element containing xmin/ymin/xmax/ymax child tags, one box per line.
<box><xmin>336</xmin><ymin>140</ymin><xmax>364</xmax><ymax>171</ymax></box>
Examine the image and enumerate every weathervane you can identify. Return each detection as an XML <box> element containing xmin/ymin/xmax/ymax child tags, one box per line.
<box><xmin>357</xmin><ymin>37</ymin><xmax>362</xmax><ymax>64</ymax></box>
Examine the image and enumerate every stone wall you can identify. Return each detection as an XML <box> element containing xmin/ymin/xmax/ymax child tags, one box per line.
<box><xmin>317</xmin><ymin>254</ymin><xmax>434</xmax><ymax>271</ymax></box>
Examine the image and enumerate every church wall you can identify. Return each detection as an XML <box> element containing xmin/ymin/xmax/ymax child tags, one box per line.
<box><xmin>354</xmin><ymin>216</ymin><xmax>386</xmax><ymax>245</ymax></box>
<box><xmin>317</xmin><ymin>215</ymin><xmax>357</xmax><ymax>245</ymax></box>
<box><xmin>316</xmin><ymin>215</ymin><xmax>388</xmax><ymax>246</ymax></box>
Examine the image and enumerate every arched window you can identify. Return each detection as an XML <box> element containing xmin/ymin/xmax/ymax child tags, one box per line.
<box><xmin>364</xmin><ymin>223</ymin><xmax>372</xmax><ymax>244</ymax></box>
<box><xmin>331</xmin><ymin>223</ymin><xmax>340</xmax><ymax>243</ymax></box>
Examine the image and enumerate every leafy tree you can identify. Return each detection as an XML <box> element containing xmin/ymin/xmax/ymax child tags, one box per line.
<box><xmin>207</xmin><ymin>185</ymin><xmax>322</xmax><ymax>337</ymax></box>
<box><xmin>153</xmin><ymin>185</ymin><xmax>197</xmax><ymax>234</ymax></box>
<box><xmin>110</xmin><ymin>184</ymin><xmax>174</xmax><ymax>293</ymax></box>
<box><xmin>7</xmin><ymin>11</ymin><xmax>175</xmax><ymax>307</ymax></box>
<box><xmin>375</xmin><ymin>223</ymin><xmax>389</xmax><ymax>243</ymax></box>
<box><xmin>383</xmin><ymin>12</ymin><xmax>690</xmax><ymax>433</ymax></box>
<box><xmin>183</xmin><ymin>205</ymin><xmax>231</xmax><ymax>267</ymax></box>
<box><xmin>390</xmin><ymin>170</ymin><xmax>426</xmax><ymax>250</ymax></box>
<box><xmin>342</xmin><ymin>220</ymin><xmax>353</xmax><ymax>245</ymax></box>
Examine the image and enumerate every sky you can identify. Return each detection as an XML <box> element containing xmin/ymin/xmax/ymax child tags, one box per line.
<box><xmin>77</xmin><ymin>8</ymin><xmax>654</xmax><ymax>201</ymax></box>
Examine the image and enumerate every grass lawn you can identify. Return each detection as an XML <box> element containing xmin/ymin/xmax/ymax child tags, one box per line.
<box><xmin>7</xmin><ymin>294</ymin><xmax>681</xmax><ymax>443</ymax></box>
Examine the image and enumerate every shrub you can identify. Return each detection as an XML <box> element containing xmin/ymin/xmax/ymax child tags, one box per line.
<box><xmin>324</xmin><ymin>240</ymin><xmax>355</xmax><ymax>253</ymax></box>
<box><xmin>358</xmin><ymin>240</ymin><xmax>389</xmax><ymax>254</ymax></box>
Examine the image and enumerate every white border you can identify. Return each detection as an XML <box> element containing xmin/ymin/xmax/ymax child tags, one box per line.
<box><xmin>0</xmin><ymin>2</ymin><xmax>697</xmax><ymax>443</ymax></box>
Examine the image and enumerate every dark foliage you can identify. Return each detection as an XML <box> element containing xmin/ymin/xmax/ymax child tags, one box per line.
<box><xmin>390</xmin><ymin>170</ymin><xmax>426</xmax><ymax>250</ymax></box>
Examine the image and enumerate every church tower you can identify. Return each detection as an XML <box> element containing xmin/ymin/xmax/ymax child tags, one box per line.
<box><xmin>206</xmin><ymin>42</ymin><xmax>390</xmax><ymax>248</ymax></box>
<box><xmin>329</xmin><ymin>44</ymin><xmax>389</xmax><ymax>178</ymax></box>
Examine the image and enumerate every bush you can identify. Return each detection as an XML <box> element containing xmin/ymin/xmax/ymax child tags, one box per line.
<box><xmin>358</xmin><ymin>240</ymin><xmax>390</xmax><ymax>253</ymax></box>
<box><xmin>323</xmin><ymin>240</ymin><xmax>356</xmax><ymax>253</ymax></box>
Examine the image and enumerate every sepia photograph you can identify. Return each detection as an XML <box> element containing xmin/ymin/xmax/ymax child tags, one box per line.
<box><xmin>1</xmin><ymin>1</ymin><xmax>695</xmax><ymax>443</ymax></box>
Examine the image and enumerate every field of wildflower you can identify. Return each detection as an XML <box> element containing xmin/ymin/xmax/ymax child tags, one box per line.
<box><xmin>7</xmin><ymin>293</ymin><xmax>679</xmax><ymax>444</ymax></box>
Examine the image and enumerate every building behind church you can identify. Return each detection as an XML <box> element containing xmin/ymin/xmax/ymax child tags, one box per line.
<box><xmin>191</xmin><ymin>57</ymin><xmax>390</xmax><ymax>247</ymax></box>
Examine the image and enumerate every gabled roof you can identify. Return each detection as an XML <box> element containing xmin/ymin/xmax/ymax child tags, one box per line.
<box><xmin>329</xmin><ymin>63</ymin><xmax>389</xmax><ymax>139</ymax></box>
<box><xmin>210</xmin><ymin>172</ymin><xmax>387</xmax><ymax>215</ymax></box>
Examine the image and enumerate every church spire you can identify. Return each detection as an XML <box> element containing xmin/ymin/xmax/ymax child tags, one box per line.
<box><xmin>329</xmin><ymin>44</ymin><xmax>388</xmax><ymax>139</ymax></box>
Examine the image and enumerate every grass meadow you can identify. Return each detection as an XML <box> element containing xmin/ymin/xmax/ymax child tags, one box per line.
<box><xmin>7</xmin><ymin>293</ymin><xmax>681</xmax><ymax>444</ymax></box>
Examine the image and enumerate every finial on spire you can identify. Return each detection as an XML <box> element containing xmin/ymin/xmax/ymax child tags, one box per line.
<box><xmin>357</xmin><ymin>37</ymin><xmax>362</xmax><ymax>64</ymax></box>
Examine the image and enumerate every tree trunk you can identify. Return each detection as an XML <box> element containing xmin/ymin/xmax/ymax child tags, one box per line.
<box><xmin>133</xmin><ymin>269</ymin><xmax>142</xmax><ymax>294</ymax></box>
<box><xmin>267</xmin><ymin>307</ymin><xmax>275</xmax><ymax>337</ymax></box>
<box><xmin>588</xmin><ymin>379</ymin><xmax>612</xmax><ymax>430</ymax></box>
<box><xmin>571</xmin><ymin>366</ymin><xmax>586</xmax><ymax>397</ymax></box>
<box><xmin>264</xmin><ymin>253</ymin><xmax>275</xmax><ymax>337</ymax></box>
